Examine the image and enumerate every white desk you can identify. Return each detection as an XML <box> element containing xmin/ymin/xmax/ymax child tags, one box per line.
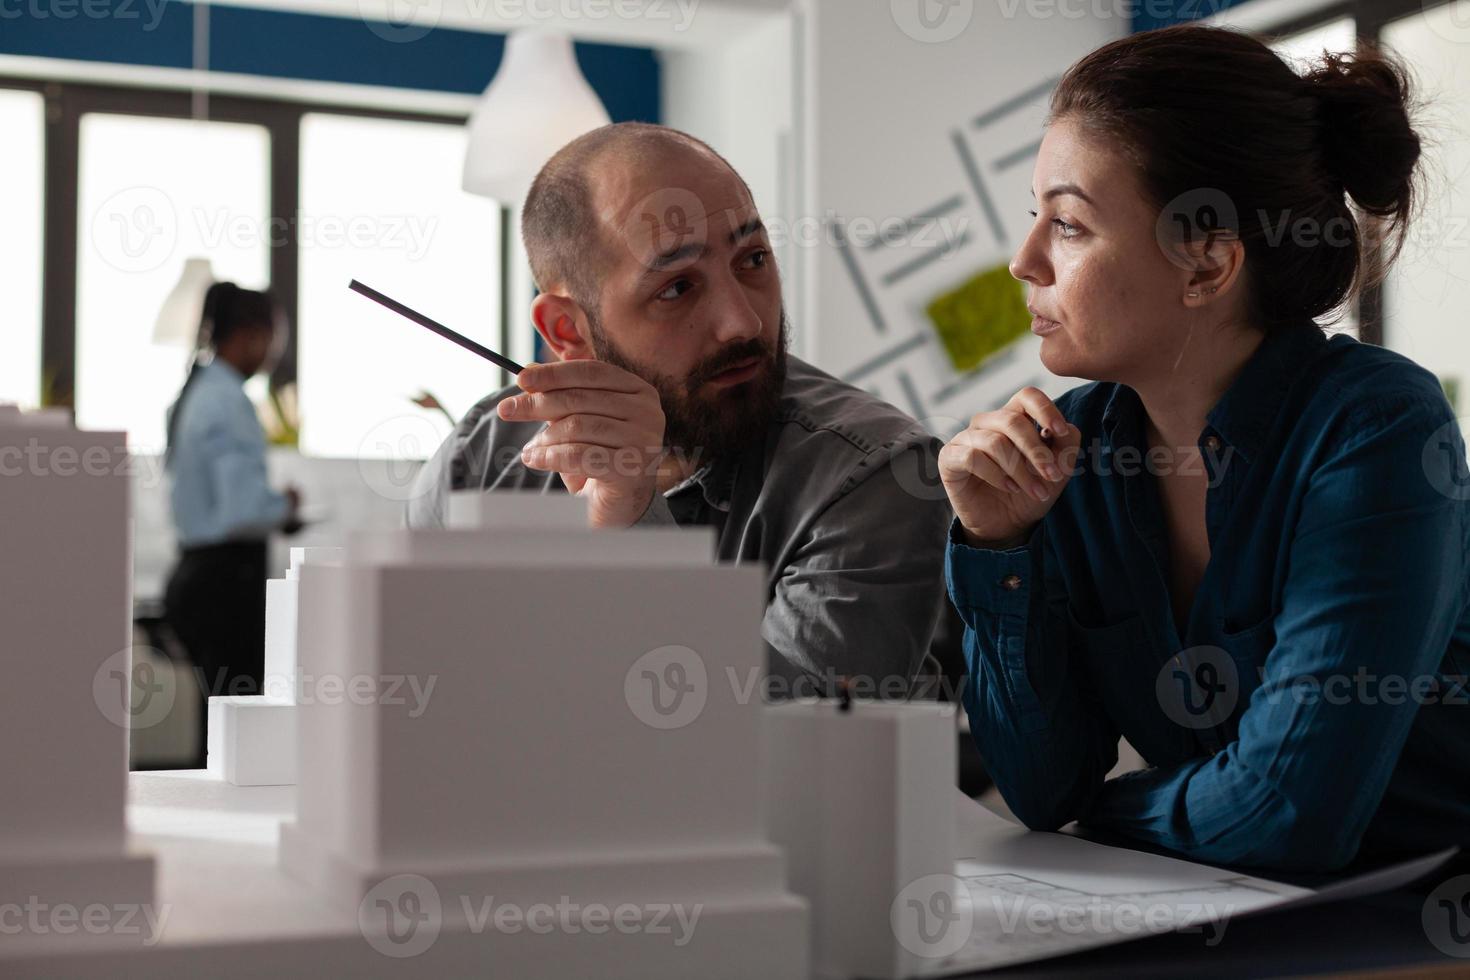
<box><xmin>0</xmin><ymin>771</ymin><xmax>801</xmax><ymax>980</ymax></box>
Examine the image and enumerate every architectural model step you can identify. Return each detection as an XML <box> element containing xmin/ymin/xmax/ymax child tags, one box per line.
<box><xmin>207</xmin><ymin>546</ymin><xmax>342</xmax><ymax>786</ymax></box>
<box><xmin>0</xmin><ymin>410</ymin><xmax>156</xmax><ymax>917</ymax></box>
<box><xmin>266</xmin><ymin>546</ymin><xmax>344</xmax><ymax>690</ymax></box>
<box><xmin>446</xmin><ymin>489</ymin><xmax>589</xmax><ymax>530</ymax></box>
<box><xmin>278</xmin><ymin>491</ymin><xmax>809</xmax><ymax>978</ymax></box>
<box><xmin>349</xmin><ymin>525</ymin><xmax>713</xmax><ymax>567</ymax></box>
<box><xmin>764</xmin><ymin>700</ymin><xmax>957</xmax><ymax>980</ymax></box>
<box><xmin>207</xmin><ymin>698</ymin><xmax>298</xmax><ymax>786</ymax></box>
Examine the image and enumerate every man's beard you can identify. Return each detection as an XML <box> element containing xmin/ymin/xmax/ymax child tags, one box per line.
<box><xmin>586</xmin><ymin>308</ymin><xmax>790</xmax><ymax>468</ymax></box>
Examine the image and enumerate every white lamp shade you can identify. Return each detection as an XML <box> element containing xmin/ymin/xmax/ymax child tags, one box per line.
<box><xmin>153</xmin><ymin>257</ymin><xmax>215</xmax><ymax>347</ymax></box>
<box><xmin>461</xmin><ymin>31</ymin><xmax>612</xmax><ymax>204</ymax></box>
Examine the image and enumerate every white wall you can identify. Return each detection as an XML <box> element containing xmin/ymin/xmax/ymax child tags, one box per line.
<box><xmin>661</xmin><ymin>15</ymin><xmax>801</xmax><ymax>347</ymax></box>
<box><xmin>796</xmin><ymin>0</ymin><xmax>1123</xmax><ymax>433</ymax></box>
<box><xmin>662</xmin><ymin>0</ymin><xmax>1125</xmax><ymax>430</ymax></box>
<box><xmin>662</xmin><ymin>16</ymin><xmax>793</xmax><ymax>224</ymax></box>
<box><xmin>1381</xmin><ymin>2</ymin><xmax>1470</xmax><ymax>412</ymax></box>
<box><xmin>666</xmin><ymin>0</ymin><xmax>1135</xmax><ymax>432</ymax></box>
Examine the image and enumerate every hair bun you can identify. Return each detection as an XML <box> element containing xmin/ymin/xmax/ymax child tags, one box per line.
<box><xmin>1306</xmin><ymin>48</ymin><xmax>1421</xmax><ymax>220</ymax></box>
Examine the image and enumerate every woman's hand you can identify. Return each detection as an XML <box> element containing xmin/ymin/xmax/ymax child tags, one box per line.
<box><xmin>939</xmin><ymin>387</ymin><xmax>1082</xmax><ymax>549</ymax></box>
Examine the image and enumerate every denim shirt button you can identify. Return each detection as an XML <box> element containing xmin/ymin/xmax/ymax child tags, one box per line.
<box><xmin>1001</xmin><ymin>574</ymin><xmax>1023</xmax><ymax>591</ymax></box>
<box><xmin>1203</xmin><ymin>435</ymin><xmax>1223</xmax><ymax>453</ymax></box>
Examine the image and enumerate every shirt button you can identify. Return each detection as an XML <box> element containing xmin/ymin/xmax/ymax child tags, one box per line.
<box><xmin>1001</xmin><ymin>574</ymin><xmax>1023</xmax><ymax>591</ymax></box>
<box><xmin>1203</xmin><ymin>435</ymin><xmax>1223</xmax><ymax>453</ymax></box>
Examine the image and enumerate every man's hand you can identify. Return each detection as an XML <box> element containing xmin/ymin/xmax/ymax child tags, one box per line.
<box><xmin>281</xmin><ymin>485</ymin><xmax>305</xmax><ymax>536</ymax></box>
<box><xmin>497</xmin><ymin>359</ymin><xmax>667</xmax><ymax>528</ymax></box>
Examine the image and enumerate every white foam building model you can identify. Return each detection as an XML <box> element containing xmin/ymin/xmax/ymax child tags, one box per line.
<box><xmin>207</xmin><ymin>546</ymin><xmax>342</xmax><ymax>786</ymax></box>
<box><xmin>0</xmin><ymin>405</ymin><xmax>156</xmax><ymax>947</ymax></box>
<box><xmin>277</xmin><ymin>491</ymin><xmax>809</xmax><ymax>978</ymax></box>
<box><xmin>765</xmin><ymin>699</ymin><xmax>957</xmax><ymax>979</ymax></box>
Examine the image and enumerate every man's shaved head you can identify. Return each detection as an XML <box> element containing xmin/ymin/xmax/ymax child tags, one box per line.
<box><xmin>520</xmin><ymin>121</ymin><xmax>786</xmax><ymax>467</ymax></box>
<box><xmin>521</xmin><ymin>122</ymin><xmax>744</xmax><ymax>313</ymax></box>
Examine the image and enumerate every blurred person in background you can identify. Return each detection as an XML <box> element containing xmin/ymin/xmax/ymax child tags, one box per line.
<box><xmin>163</xmin><ymin>281</ymin><xmax>302</xmax><ymax>767</ymax></box>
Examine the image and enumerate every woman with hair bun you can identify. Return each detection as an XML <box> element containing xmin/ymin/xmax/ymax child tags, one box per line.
<box><xmin>940</xmin><ymin>24</ymin><xmax>1468</xmax><ymax>871</ymax></box>
<box><xmin>163</xmin><ymin>281</ymin><xmax>302</xmax><ymax>767</ymax></box>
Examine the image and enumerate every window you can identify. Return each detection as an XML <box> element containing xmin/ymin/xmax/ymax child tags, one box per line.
<box><xmin>75</xmin><ymin>113</ymin><xmax>271</xmax><ymax>452</ymax></box>
<box><xmin>1381</xmin><ymin>3</ymin><xmax>1470</xmax><ymax>412</ymax></box>
<box><xmin>1271</xmin><ymin>16</ymin><xmax>1358</xmax><ymax>73</ymax></box>
<box><xmin>296</xmin><ymin>113</ymin><xmax>503</xmax><ymax>459</ymax></box>
<box><xmin>0</xmin><ymin>89</ymin><xmax>44</xmax><ymax>409</ymax></box>
<box><xmin>1268</xmin><ymin>16</ymin><xmax>1362</xmax><ymax>337</ymax></box>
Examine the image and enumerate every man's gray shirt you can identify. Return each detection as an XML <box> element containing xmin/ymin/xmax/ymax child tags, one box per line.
<box><xmin>407</xmin><ymin>355</ymin><xmax>953</xmax><ymax>694</ymax></box>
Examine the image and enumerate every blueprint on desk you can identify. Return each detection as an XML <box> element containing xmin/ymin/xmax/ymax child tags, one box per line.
<box><xmin>900</xmin><ymin>791</ymin><xmax>1455</xmax><ymax>975</ymax></box>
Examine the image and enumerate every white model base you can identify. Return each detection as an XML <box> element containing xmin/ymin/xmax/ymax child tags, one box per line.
<box><xmin>0</xmin><ymin>849</ymin><xmax>155</xmax><ymax>912</ymax></box>
<box><xmin>765</xmin><ymin>699</ymin><xmax>957</xmax><ymax>980</ymax></box>
<box><xmin>0</xmin><ymin>849</ymin><xmax>158</xmax><ymax>958</ymax></box>
<box><xmin>0</xmin><ymin>410</ymin><xmax>156</xmax><ymax>946</ymax></box>
<box><xmin>280</xmin><ymin>816</ymin><xmax>797</xmax><ymax>918</ymax></box>
<box><xmin>0</xmin><ymin>772</ymin><xmax>808</xmax><ymax>979</ymax></box>
<box><xmin>206</xmin><ymin>697</ymin><xmax>297</xmax><ymax>786</ymax></box>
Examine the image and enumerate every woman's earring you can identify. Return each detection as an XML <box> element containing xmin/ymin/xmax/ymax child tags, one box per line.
<box><xmin>1187</xmin><ymin>291</ymin><xmax>1200</xmax><ymax>299</ymax></box>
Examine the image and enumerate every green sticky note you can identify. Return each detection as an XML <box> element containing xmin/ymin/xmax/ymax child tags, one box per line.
<box><xmin>925</xmin><ymin>263</ymin><xmax>1031</xmax><ymax>373</ymax></box>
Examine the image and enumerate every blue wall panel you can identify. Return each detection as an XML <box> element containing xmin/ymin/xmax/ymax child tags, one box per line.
<box><xmin>0</xmin><ymin>0</ymin><xmax>661</xmax><ymax>122</ymax></box>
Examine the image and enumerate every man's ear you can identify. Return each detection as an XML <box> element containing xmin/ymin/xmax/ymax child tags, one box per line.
<box><xmin>530</xmin><ymin>293</ymin><xmax>596</xmax><ymax>362</ymax></box>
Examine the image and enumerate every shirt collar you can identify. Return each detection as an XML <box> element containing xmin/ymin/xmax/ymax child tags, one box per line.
<box><xmin>666</xmin><ymin>454</ymin><xmax>737</xmax><ymax>513</ymax></box>
<box><xmin>1206</xmin><ymin>320</ymin><xmax>1330</xmax><ymax>462</ymax></box>
<box><xmin>205</xmin><ymin>357</ymin><xmax>247</xmax><ymax>386</ymax></box>
<box><xmin>1101</xmin><ymin>319</ymin><xmax>1330</xmax><ymax>462</ymax></box>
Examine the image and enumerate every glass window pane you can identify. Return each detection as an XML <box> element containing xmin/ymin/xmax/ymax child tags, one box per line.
<box><xmin>0</xmin><ymin>89</ymin><xmax>45</xmax><ymax>409</ymax></box>
<box><xmin>1270</xmin><ymin>16</ymin><xmax>1357</xmax><ymax>73</ymax></box>
<box><xmin>76</xmin><ymin>114</ymin><xmax>271</xmax><ymax>451</ymax></box>
<box><xmin>297</xmin><ymin>113</ymin><xmax>502</xmax><ymax>459</ymax></box>
<box><xmin>1268</xmin><ymin>16</ymin><xmax>1362</xmax><ymax>336</ymax></box>
<box><xmin>1383</xmin><ymin>4</ymin><xmax>1470</xmax><ymax>411</ymax></box>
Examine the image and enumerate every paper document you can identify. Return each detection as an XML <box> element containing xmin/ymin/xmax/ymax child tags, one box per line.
<box><xmin>897</xmin><ymin>791</ymin><xmax>1454</xmax><ymax>975</ymax></box>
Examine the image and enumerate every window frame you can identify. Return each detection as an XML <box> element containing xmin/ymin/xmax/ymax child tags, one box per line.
<box><xmin>0</xmin><ymin>83</ymin><xmax>47</xmax><ymax>408</ymax></box>
<box><xmin>0</xmin><ymin>75</ymin><xmax>517</xmax><ymax>417</ymax></box>
<box><xmin>1252</xmin><ymin>0</ymin><xmax>1460</xmax><ymax>345</ymax></box>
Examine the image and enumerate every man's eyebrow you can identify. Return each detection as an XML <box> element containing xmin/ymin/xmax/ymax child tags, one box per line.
<box><xmin>1031</xmin><ymin>184</ymin><xmax>1096</xmax><ymax>206</ymax></box>
<box><xmin>641</xmin><ymin>217</ymin><xmax>764</xmax><ymax>277</ymax></box>
<box><xmin>730</xmin><ymin>217</ymin><xmax>765</xmax><ymax>244</ymax></box>
<box><xmin>647</xmin><ymin>241</ymin><xmax>707</xmax><ymax>272</ymax></box>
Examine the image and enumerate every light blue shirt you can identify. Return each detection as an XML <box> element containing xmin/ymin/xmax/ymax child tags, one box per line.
<box><xmin>166</xmin><ymin>359</ymin><xmax>288</xmax><ymax>548</ymax></box>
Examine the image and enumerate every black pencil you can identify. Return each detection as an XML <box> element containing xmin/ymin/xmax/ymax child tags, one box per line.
<box><xmin>348</xmin><ymin>279</ymin><xmax>526</xmax><ymax>376</ymax></box>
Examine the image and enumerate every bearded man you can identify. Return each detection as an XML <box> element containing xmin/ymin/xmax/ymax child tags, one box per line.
<box><xmin>408</xmin><ymin>123</ymin><xmax>952</xmax><ymax>695</ymax></box>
